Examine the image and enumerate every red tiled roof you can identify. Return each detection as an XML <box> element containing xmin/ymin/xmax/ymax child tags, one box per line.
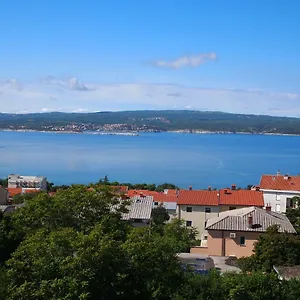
<box><xmin>164</xmin><ymin>189</ymin><xmax>178</xmax><ymax>195</ymax></box>
<box><xmin>152</xmin><ymin>194</ymin><xmax>178</xmax><ymax>203</ymax></box>
<box><xmin>219</xmin><ymin>189</ymin><xmax>264</xmax><ymax>207</ymax></box>
<box><xmin>177</xmin><ymin>190</ymin><xmax>219</xmax><ymax>206</ymax></box>
<box><xmin>127</xmin><ymin>190</ymin><xmax>159</xmax><ymax>197</ymax></box>
<box><xmin>7</xmin><ymin>188</ymin><xmax>22</xmax><ymax>197</ymax></box>
<box><xmin>126</xmin><ymin>190</ymin><xmax>178</xmax><ymax>203</ymax></box>
<box><xmin>260</xmin><ymin>175</ymin><xmax>300</xmax><ymax>191</ymax></box>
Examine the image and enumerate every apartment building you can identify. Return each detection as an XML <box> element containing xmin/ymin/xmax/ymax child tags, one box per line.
<box><xmin>259</xmin><ymin>173</ymin><xmax>300</xmax><ymax>213</ymax></box>
<box><xmin>8</xmin><ymin>174</ymin><xmax>47</xmax><ymax>191</ymax></box>
<box><xmin>177</xmin><ymin>186</ymin><xmax>264</xmax><ymax>240</ymax></box>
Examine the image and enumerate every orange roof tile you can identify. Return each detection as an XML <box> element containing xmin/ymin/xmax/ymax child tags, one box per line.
<box><xmin>260</xmin><ymin>174</ymin><xmax>300</xmax><ymax>191</ymax></box>
<box><xmin>7</xmin><ymin>188</ymin><xmax>23</xmax><ymax>197</ymax></box>
<box><xmin>219</xmin><ymin>189</ymin><xmax>264</xmax><ymax>207</ymax></box>
<box><xmin>152</xmin><ymin>194</ymin><xmax>178</xmax><ymax>203</ymax></box>
<box><xmin>164</xmin><ymin>189</ymin><xmax>178</xmax><ymax>195</ymax></box>
<box><xmin>177</xmin><ymin>190</ymin><xmax>219</xmax><ymax>206</ymax></box>
<box><xmin>127</xmin><ymin>189</ymin><xmax>160</xmax><ymax>197</ymax></box>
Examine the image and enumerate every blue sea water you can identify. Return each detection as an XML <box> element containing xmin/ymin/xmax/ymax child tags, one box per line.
<box><xmin>0</xmin><ymin>131</ymin><xmax>300</xmax><ymax>189</ymax></box>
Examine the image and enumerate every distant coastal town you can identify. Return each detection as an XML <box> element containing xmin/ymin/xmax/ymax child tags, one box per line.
<box><xmin>1</xmin><ymin>110</ymin><xmax>300</xmax><ymax>135</ymax></box>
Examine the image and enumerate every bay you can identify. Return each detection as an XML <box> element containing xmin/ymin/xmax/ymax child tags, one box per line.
<box><xmin>0</xmin><ymin>131</ymin><xmax>300</xmax><ymax>189</ymax></box>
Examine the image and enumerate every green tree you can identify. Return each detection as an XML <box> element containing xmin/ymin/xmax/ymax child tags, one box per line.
<box><xmin>238</xmin><ymin>225</ymin><xmax>300</xmax><ymax>272</ymax></box>
<box><xmin>156</xmin><ymin>183</ymin><xmax>179</xmax><ymax>192</ymax></box>
<box><xmin>286</xmin><ymin>198</ymin><xmax>300</xmax><ymax>234</ymax></box>
<box><xmin>0</xmin><ymin>178</ymin><xmax>8</xmax><ymax>188</ymax></box>
<box><xmin>151</xmin><ymin>206</ymin><xmax>170</xmax><ymax>226</ymax></box>
<box><xmin>12</xmin><ymin>191</ymin><xmax>40</xmax><ymax>204</ymax></box>
<box><xmin>10</xmin><ymin>185</ymin><xmax>130</xmax><ymax>237</ymax></box>
<box><xmin>162</xmin><ymin>219</ymin><xmax>199</xmax><ymax>252</ymax></box>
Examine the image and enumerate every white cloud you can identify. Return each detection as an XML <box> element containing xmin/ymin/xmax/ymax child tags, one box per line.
<box><xmin>0</xmin><ymin>77</ymin><xmax>300</xmax><ymax>117</ymax></box>
<box><xmin>152</xmin><ymin>52</ymin><xmax>217</xmax><ymax>69</ymax></box>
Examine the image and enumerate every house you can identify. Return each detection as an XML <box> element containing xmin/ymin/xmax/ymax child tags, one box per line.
<box><xmin>273</xmin><ymin>266</ymin><xmax>300</xmax><ymax>281</ymax></box>
<box><xmin>0</xmin><ymin>186</ymin><xmax>9</xmax><ymax>205</ymax></box>
<box><xmin>8</xmin><ymin>174</ymin><xmax>47</xmax><ymax>191</ymax></box>
<box><xmin>177</xmin><ymin>189</ymin><xmax>220</xmax><ymax>239</ymax></box>
<box><xmin>177</xmin><ymin>186</ymin><xmax>264</xmax><ymax>240</ymax></box>
<box><xmin>122</xmin><ymin>195</ymin><xmax>153</xmax><ymax>227</ymax></box>
<box><xmin>259</xmin><ymin>173</ymin><xmax>300</xmax><ymax>213</ymax></box>
<box><xmin>127</xmin><ymin>189</ymin><xmax>178</xmax><ymax>219</ymax></box>
<box><xmin>191</xmin><ymin>206</ymin><xmax>296</xmax><ymax>258</ymax></box>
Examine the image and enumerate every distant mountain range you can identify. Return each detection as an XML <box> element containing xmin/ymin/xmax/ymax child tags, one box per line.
<box><xmin>0</xmin><ymin>110</ymin><xmax>300</xmax><ymax>134</ymax></box>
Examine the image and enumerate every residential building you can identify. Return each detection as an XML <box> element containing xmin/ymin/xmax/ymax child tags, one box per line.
<box><xmin>191</xmin><ymin>206</ymin><xmax>296</xmax><ymax>258</ymax></box>
<box><xmin>0</xmin><ymin>186</ymin><xmax>9</xmax><ymax>205</ymax></box>
<box><xmin>122</xmin><ymin>195</ymin><xmax>153</xmax><ymax>227</ymax></box>
<box><xmin>177</xmin><ymin>189</ymin><xmax>219</xmax><ymax>239</ymax></box>
<box><xmin>177</xmin><ymin>186</ymin><xmax>264</xmax><ymax>240</ymax></box>
<box><xmin>8</xmin><ymin>174</ymin><xmax>47</xmax><ymax>191</ymax></box>
<box><xmin>259</xmin><ymin>173</ymin><xmax>300</xmax><ymax>213</ymax></box>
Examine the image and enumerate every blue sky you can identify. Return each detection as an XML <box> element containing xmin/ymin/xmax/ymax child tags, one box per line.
<box><xmin>1</xmin><ymin>0</ymin><xmax>300</xmax><ymax>115</ymax></box>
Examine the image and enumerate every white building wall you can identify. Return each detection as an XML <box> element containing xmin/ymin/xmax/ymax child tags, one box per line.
<box><xmin>262</xmin><ymin>190</ymin><xmax>300</xmax><ymax>213</ymax></box>
<box><xmin>8</xmin><ymin>174</ymin><xmax>47</xmax><ymax>191</ymax></box>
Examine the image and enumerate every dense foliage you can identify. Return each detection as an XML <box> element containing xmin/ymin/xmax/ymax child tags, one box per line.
<box><xmin>1</xmin><ymin>110</ymin><xmax>300</xmax><ymax>134</ymax></box>
<box><xmin>2</xmin><ymin>184</ymin><xmax>300</xmax><ymax>298</ymax></box>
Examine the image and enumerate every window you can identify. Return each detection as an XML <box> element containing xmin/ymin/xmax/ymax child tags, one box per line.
<box><xmin>186</xmin><ymin>206</ymin><xmax>192</xmax><ymax>212</ymax></box>
<box><xmin>276</xmin><ymin>194</ymin><xmax>281</xmax><ymax>201</ymax></box>
<box><xmin>154</xmin><ymin>202</ymin><xmax>158</xmax><ymax>206</ymax></box>
<box><xmin>229</xmin><ymin>206</ymin><xmax>236</xmax><ymax>210</ymax></box>
<box><xmin>186</xmin><ymin>221</ymin><xmax>192</xmax><ymax>227</ymax></box>
<box><xmin>240</xmin><ymin>236</ymin><xmax>246</xmax><ymax>246</ymax></box>
<box><xmin>205</xmin><ymin>207</ymin><xmax>211</xmax><ymax>213</ymax></box>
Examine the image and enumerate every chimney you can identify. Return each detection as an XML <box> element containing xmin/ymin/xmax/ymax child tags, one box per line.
<box><xmin>266</xmin><ymin>206</ymin><xmax>272</xmax><ymax>211</ymax></box>
<box><xmin>176</xmin><ymin>188</ymin><xmax>180</xmax><ymax>196</ymax></box>
<box><xmin>284</xmin><ymin>174</ymin><xmax>290</xmax><ymax>180</ymax></box>
<box><xmin>224</xmin><ymin>189</ymin><xmax>228</xmax><ymax>194</ymax></box>
<box><xmin>231</xmin><ymin>184</ymin><xmax>236</xmax><ymax>191</ymax></box>
<box><xmin>248</xmin><ymin>215</ymin><xmax>253</xmax><ymax>229</ymax></box>
<box><xmin>208</xmin><ymin>186</ymin><xmax>212</xmax><ymax>191</ymax></box>
<box><xmin>189</xmin><ymin>186</ymin><xmax>192</xmax><ymax>191</ymax></box>
<box><xmin>256</xmin><ymin>186</ymin><xmax>260</xmax><ymax>191</ymax></box>
<box><xmin>277</xmin><ymin>169</ymin><xmax>281</xmax><ymax>176</ymax></box>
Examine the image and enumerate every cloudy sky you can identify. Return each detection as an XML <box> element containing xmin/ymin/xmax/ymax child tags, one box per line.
<box><xmin>1</xmin><ymin>0</ymin><xmax>300</xmax><ymax>116</ymax></box>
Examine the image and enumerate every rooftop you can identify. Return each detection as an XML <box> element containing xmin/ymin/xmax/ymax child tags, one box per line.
<box><xmin>177</xmin><ymin>189</ymin><xmax>263</xmax><ymax>207</ymax></box>
<box><xmin>260</xmin><ymin>174</ymin><xmax>300</xmax><ymax>191</ymax></box>
<box><xmin>219</xmin><ymin>189</ymin><xmax>264</xmax><ymax>207</ymax></box>
<box><xmin>122</xmin><ymin>195</ymin><xmax>153</xmax><ymax>221</ymax></box>
<box><xmin>273</xmin><ymin>266</ymin><xmax>300</xmax><ymax>280</ymax></box>
<box><xmin>177</xmin><ymin>190</ymin><xmax>219</xmax><ymax>206</ymax></box>
<box><xmin>206</xmin><ymin>206</ymin><xmax>296</xmax><ymax>233</ymax></box>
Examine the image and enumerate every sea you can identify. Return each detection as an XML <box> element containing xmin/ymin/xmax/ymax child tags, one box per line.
<box><xmin>0</xmin><ymin>131</ymin><xmax>300</xmax><ymax>189</ymax></box>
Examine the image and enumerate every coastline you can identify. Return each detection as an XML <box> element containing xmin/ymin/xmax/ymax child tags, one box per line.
<box><xmin>1</xmin><ymin>128</ymin><xmax>300</xmax><ymax>137</ymax></box>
